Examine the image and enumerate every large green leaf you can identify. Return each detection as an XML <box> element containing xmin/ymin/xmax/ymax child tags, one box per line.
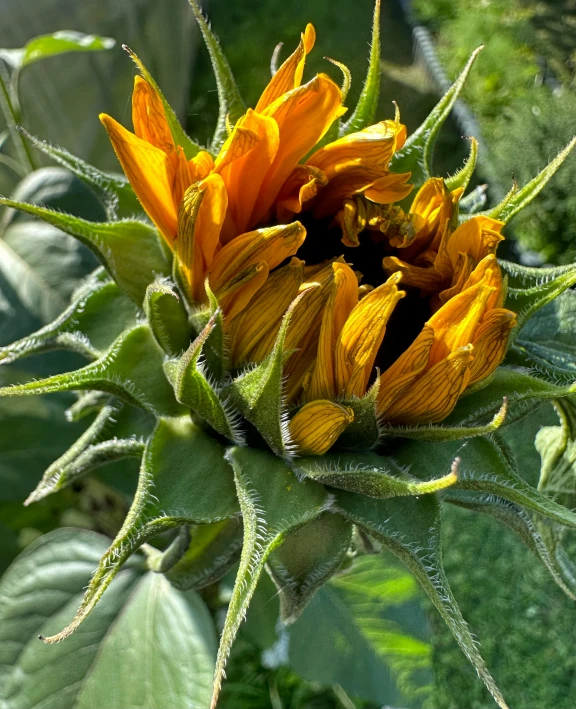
<box><xmin>39</xmin><ymin>416</ymin><xmax>238</xmax><ymax>646</ymax></box>
<box><xmin>287</xmin><ymin>552</ymin><xmax>432</xmax><ymax>707</ymax></box>
<box><xmin>0</xmin><ymin>31</ymin><xmax>115</xmax><ymax>70</ymax></box>
<box><xmin>0</xmin><ymin>528</ymin><xmax>216</xmax><ymax>709</ymax></box>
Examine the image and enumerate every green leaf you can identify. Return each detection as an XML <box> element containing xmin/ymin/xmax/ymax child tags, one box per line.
<box><xmin>450</xmin><ymin>367</ymin><xmax>576</xmax><ymax>427</ymax></box>
<box><xmin>267</xmin><ymin>512</ymin><xmax>352</xmax><ymax>623</ymax></box>
<box><xmin>501</xmin><ymin>260</ymin><xmax>576</xmax><ymax>334</ymax></box>
<box><xmin>336</xmin><ymin>387</ymin><xmax>380</xmax><ymax>450</ymax></box>
<box><xmin>292</xmin><ymin>449</ymin><xmax>457</xmax><ymax>498</ymax></box>
<box><xmin>39</xmin><ymin>416</ymin><xmax>238</xmax><ymax>645</ymax></box>
<box><xmin>487</xmin><ymin>137</ymin><xmax>576</xmax><ymax>224</ymax></box>
<box><xmin>164</xmin><ymin>518</ymin><xmax>243</xmax><ymax>590</ymax></box>
<box><xmin>25</xmin><ymin>401</ymin><xmax>153</xmax><ymax>504</ymax></box>
<box><xmin>189</xmin><ymin>0</ymin><xmax>246</xmax><ymax>152</ymax></box>
<box><xmin>0</xmin><ymin>31</ymin><xmax>115</xmax><ymax>70</ymax></box>
<box><xmin>0</xmin><ymin>324</ymin><xmax>185</xmax><ymax>418</ymax></box>
<box><xmin>536</xmin><ymin>398</ymin><xmax>576</xmax><ymax>506</ymax></box>
<box><xmin>0</xmin><ymin>528</ymin><xmax>216</xmax><ymax>709</ymax></box>
<box><xmin>0</xmin><ymin>277</ymin><xmax>140</xmax><ymax>365</ymax></box>
<box><xmin>339</xmin><ymin>0</ymin><xmax>381</xmax><ymax>136</ymax></box>
<box><xmin>144</xmin><ymin>280</ymin><xmax>191</xmax><ymax>356</ymax></box>
<box><xmin>287</xmin><ymin>552</ymin><xmax>433</xmax><ymax>707</ymax></box>
<box><xmin>390</xmin><ymin>47</ymin><xmax>483</xmax><ymax>187</ymax></box>
<box><xmin>508</xmin><ymin>290</ymin><xmax>576</xmax><ymax>383</ymax></box>
<box><xmin>0</xmin><ymin>197</ymin><xmax>172</xmax><ymax>304</ymax></box>
<box><xmin>20</xmin><ymin>130</ymin><xmax>141</xmax><ymax>218</ymax></box>
<box><xmin>335</xmin><ymin>491</ymin><xmax>509</xmax><ymax>709</ymax></box>
<box><xmin>212</xmin><ymin>446</ymin><xmax>329</xmax><ymax>709</ymax></box>
<box><xmin>174</xmin><ymin>313</ymin><xmax>244</xmax><ymax>442</ymax></box>
<box><xmin>123</xmin><ymin>45</ymin><xmax>203</xmax><ymax>160</ymax></box>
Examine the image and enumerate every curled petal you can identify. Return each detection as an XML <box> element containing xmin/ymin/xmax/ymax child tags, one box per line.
<box><xmin>252</xmin><ymin>74</ymin><xmax>345</xmax><ymax>224</ymax></box>
<box><xmin>384</xmin><ymin>345</ymin><xmax>474</xmax><ymax>424</ymax></box>
<box><xmin>219</xmin><ymin>110</ymin><xmax>280</xmax><ymax>240</ymax></box>
<box><xmin>305</xmin><ymin>263</ymin><xmax>358</xmax><ymax>401</ymax></box>
<box><xmin>446</xmin><ymin>215</ymin><xmax>504</xmax><ymax>269</ymax></box>
<box><xmin>290</xmin><ymin>400</ymin><xmax>354</xmax><ymax>455</ymax></box>
<box><xmin>229</xmin><ymin>258</ymin><xmax>305</xmax><ymax>366</ymax></box>
<box><xmin>256</xmin><ymin>24</ymin><xmax>316</xmax><ymax>112</ymax></box>
<box><xmin>383</xmin><ymin>256</ymin><xmax>443</xmax><ymax>291</ymax></box>
<box><xmin>469</xmin><ymin>309</ymin><xmax>516</xmax><ymax>385</ymax></box>
<box><xmin>335</xmin><ymin>273</ymin><xmax>405</xmax><ymax>398</ymax></box>
<box><xmin>176</xmin><ymin>173</ymin><xmax>228</xmax><ymax>303</ymax></box>
<box><xmin>275</xmin><ymin>165</ymin><xmax>328</xmax><ymax>221</ymax></box>
<box><xmin>364</xmin><ymin>171</ymin><xmax>413</xmax><ymax>204</ymax></box>
<box><xmin>209</xmin><ymin>221</ymin><xmax>306</xmax><ymax>293</ymax></box>
<box><xmin>213</xmin><ymin>123</ymin><xmax>260</xmax><ymax>174</ymax></box>
<box><xmin>216</xmin><ymin>261</ymin><xmax>269</xmax><ymax>320</ymax></box>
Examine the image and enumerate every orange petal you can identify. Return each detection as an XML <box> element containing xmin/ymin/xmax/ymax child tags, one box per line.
<box><xmin>218</xmin><ymin>110</ymin><xmax>280</xmax><ymax>240</ymax></box>
<box><xmin>275</xmin><ymin>165</ymin><xmax>328</xmax><ymax>221</ymax></box>
<box><xmin>446</xmin><ymin>215</ymin><xmax>504</xmax><ymax>269</ymax></box>
<box><xmin>132</xmin><ymin>76</ymin><xmax>174</xmax><ymax>154</ymax></box>
<box><xmin>216</xmin><ymin>261</ymin><xmax>270</xmax><ymax>320</ymax></box>
<box><xmin>377</xmin><ymin>325</ymin><xmax>435</xmax><ymax>416</ymax></box>
<box><xmin>304</xmin><ymin>262</ymin><xmax>358</xmax><ymax>401</ymax></box>
<box><xmin>209</xmin><ymin>221</ymin><xmax>306</xmax><ymax>293</ymax></box>
<box><xmin>427</xmin><ymin>281</ymin><xmax>495</xmax><ymax>365</ymax></box>
<box><xmin>334</xmin><ymin>272</ymin><xmax>405</xmax><ymax>398</ymax></box>
<box><xmin>364</xmin><ymin>171</ymin><xmax>413</xmax><ymax>204</ymax></box>
<box><xmin>383</xmin><ymin>256</ymin><xmax>443</xmax><ymax>291</ymax></box>
<box><xmin>176</xmin><ymin>173</ymin><xmax>228</xmax><ymax>303</ymax></box>
<box><xmin>469</xmin><ymin>308</ymin><xmax>516</xmax><ymax>385</ymax></box>
<box><xmin>228</xmin><ymin>257</ymin><xmax>305</xmax><ymax>366</ymax></box>
<box><xmin>289</xmin><ymin>399</ymin><xmax>354</xmax><ymax>455</ymax></box>
<box><xmin>256</xmin><ymin>24</ymin><xmax>316</xmax><ymax>112</ymax></box>
<box><xmin>100</xmin><ymin>113</ymin><xmax>178</xmax><ymax>242</ymax></box>
<box><xmin>252</xmin><ymin>74</ymin><xmax>345</xmax><ymax>225</ymax></box>
<box><xmin>384</xmin><ymin>345</ymin><xmax>474</xmax><ymax>424</ymax></box>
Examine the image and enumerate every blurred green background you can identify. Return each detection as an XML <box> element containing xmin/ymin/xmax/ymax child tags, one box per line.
<box><xmin>0</xmin><ymin>0</ymin><xmax>575</xmax><ymax>707</ymax></box>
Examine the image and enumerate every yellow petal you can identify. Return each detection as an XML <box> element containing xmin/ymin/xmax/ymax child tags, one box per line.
<box><xmin>384</xmin><ymin>345</ymin><xmax>474</xmax><ymax>424</ymax></box>
<box><xmin>213</xmin><ymin>121</ymin><xmax>260</xmax><ymax>174</ymax></box>
<box><xmin>252</xmin><ymin>74</ymin><xmax>345</xmax><ymax>225</ymax></box>
<box><xmin>377</xmin><ymin>325</ymin><xmax>434</xmax><ymax>416</ymax></box>
<box><xmin>335</xmin><ymin>272</ymin><xmax>405</xmax><ymax>398</ymax></box>
<box><xmin>100</xmin><ymin>113</ymin><xmax>178</xmax><ymax>242</ymax></box>
<box><xmin>364</xmin><ymin>171</ymin><xmax>413</xmax><ymax>204</ymax></box>
<box><xmin>209</xmin><ymin>221</ymin><xmax>306</xmax><ymax>293</ymax></box>
<box><xmin>446</xmin><ymin>215</ymin><xmax>504</xmax><ymax>269</ymax></box>
<box><xmin>383</xmin><ymin>256</ymin><xmax>443</xmax><ymax>291</ymax></box>
<box><xmin>176</xmin><ymin>173</ymin><xmax>228</xmax><ymax>304</ymax></box>
<box><xmin>275</xmin><ymin>165</ymin><xmax>328</xmax><ymax>221</ymax></box>
<box><xmin>289</xmin><ymin>400</ymin><xmax>354</xmax><ymax>455</ymax></box>
<box><xmin>216</xmin><ymin>261</ymin><xmax>270</xmax><ymax>320</ymax></box>
<box><xmin>218</xmin><ymin>110</ymin><xmax>280</xmax><ymax>240</ymax></box>
<box><xmin>131</xmin><ymin>76</ymin><xmax>174</xmax><ymax>153</ymax></box>
<box><xmin>305</xmin><ymin>262</ymin><xmax>358</xmax><ymax>401</ymax></box>
<box><xmin>256</xmin><ymin>23</ymin><xmax>316</xmax><ymax>112</ymax></box>
<box><xmin>190</xmin><ymin>151</ymin><xmax>215</xmax><ymax>180</ymax></box>
<box><xmin>469</xmin><ymin>308</ymin><xmax>516</xmax><ymax>385</ymax></box>
<box><xmin>427</xmin><ymin>281</ymin><xmax>495</xmax><ymax>365</ymax></box>
<box><xmin>460</xmin><ymin>254</ymin><xmax>505</xmax><ymax>310</ymax></box>
<box><xmin>228</xmin><ymin>257</ymin><xmax>305</xmax><ymax>366</ymax></box>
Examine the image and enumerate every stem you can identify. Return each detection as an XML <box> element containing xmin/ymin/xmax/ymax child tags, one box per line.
<box><xmin>0</xmin><ymin>61</ymin><xmax>36</xmax><ymax>172</ymax></box>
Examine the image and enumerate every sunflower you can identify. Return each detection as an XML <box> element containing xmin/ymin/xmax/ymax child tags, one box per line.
<box><xmin>100</xmin><ymin>23</ymin><xmax>515</xmax><ymax>457</ymax></box>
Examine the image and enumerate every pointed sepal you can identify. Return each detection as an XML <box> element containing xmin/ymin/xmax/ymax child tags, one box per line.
<box><xmin>189</xmin><ymin>0</ymin><xmax>246</xmax><ymax>152</ymax></box>
<box><xmin>0</xmin><ymin>324</ymin><xmax>185</xmax><ymax>417</ymax></box>
<box><xmin>0</xmin><ymin>198</ymin><xmax>172</xmax><ymax>303</ymax></box>
<box><xmin>390</xmin><ymin>47</ymin><xmax>483</xmax><ymax>187</ymax></box>
<box><xmin>445</xmin><ymin>136</ymin><xmax>478</xmax><ymax>193</ymax></box>
<box><xmin>339</xmin><ymin>0</ymin><xmax>381</xmax><ymax>136</ymax></box>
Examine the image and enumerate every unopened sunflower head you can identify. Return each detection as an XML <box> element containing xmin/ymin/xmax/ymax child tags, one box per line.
<box><xmin>1</xmin><ymin>2</ymin><xmax>576</xmax><ymax>708</ymax></box>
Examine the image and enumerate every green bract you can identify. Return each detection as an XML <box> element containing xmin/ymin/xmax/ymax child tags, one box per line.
<box><xmin>0</xmin><ymin>3</ymin><xmax>575</xmax><ymax>708</ymax></box>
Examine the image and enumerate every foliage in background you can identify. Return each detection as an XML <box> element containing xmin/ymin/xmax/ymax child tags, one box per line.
<box><xmin>413</xmin><ymin>0</ymin><xmax>576</xmax><ymax>264</ymax></box>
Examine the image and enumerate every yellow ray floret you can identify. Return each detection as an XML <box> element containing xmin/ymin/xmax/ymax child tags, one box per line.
<box><xmin>289</xmin><ymin>400</ymin><xmax>354</xmax><ymax>455</ymax></box>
